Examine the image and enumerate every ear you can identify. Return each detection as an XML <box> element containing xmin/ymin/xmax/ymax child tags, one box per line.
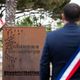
<box><xmin>61</xmin><ymin>13</ymin><xmax>68</xmax><ymax>24</ymax></box>
<box><xmin>61</xmin><ymin>13</ymin><xmax>65</xmax><ymax>21</ymax></box>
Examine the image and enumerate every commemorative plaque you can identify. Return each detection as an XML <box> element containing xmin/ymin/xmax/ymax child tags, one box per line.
<box><xmin>3</xmin><ymin>27</ymin><xmax>46</xmax><ymax>80</ymax></box>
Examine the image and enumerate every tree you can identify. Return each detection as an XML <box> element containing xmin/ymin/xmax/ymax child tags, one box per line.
<box><xmin>16</xmin><ymin>0</ymin><xmax>70</xmax><ymax>17</ymax></box>
<box><xmin>0</xmin><ymin>0</ymin><xmax>70</xmax><ymax>17</ymax></box>
<box><xmin>5</xmin><ymin>0</ymin><xmax>17</xmax><ymax>25</ymax></box>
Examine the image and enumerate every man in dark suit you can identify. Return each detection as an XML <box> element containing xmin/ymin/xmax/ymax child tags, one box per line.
<box><xmin>40</xmin><ymin>3</ymin><xmax>80</xmax><ymax>80</ymax></box>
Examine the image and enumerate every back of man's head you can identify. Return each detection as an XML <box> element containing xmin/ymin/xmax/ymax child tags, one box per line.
<box><xmin>63</xmin><ymin>3</ymin><xmax>80</xmax><ymax>22</ymax></box>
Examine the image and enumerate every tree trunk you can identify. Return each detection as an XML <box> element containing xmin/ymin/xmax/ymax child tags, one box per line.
<box><xmin>5</xmin><ymin>0</ymin><xmax>17</xmax><ymax>26</ymax></box>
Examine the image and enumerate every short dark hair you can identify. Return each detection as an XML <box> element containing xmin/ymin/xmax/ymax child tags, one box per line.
<box><xmin>63</xmin><ymin>3</ymin><xmax>80</xmax><ymax>22</ymax></box>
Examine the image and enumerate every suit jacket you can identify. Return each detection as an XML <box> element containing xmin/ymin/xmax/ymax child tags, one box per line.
<box><xmin>40</xmin><ymin>23</ymin><xmax>80</xmax><ymax>80</ymax></box>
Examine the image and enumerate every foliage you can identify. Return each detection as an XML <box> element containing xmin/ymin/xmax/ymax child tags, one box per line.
<box><xmin>16</xmin><ymin>17</ymin><xmax>33</xmax><ymax>26</ymax></box>
<box><xmin>16</xmin><ymin>15</ymin><xmax>42</xmax><ymax>27</ymax></box>
<box><xmin>0</xmin><ymin>0</ymin><xmax>5</xmax><ymax>4</ymax></box>
<box><xmin>46</xmin><ymin>25</ymin><xmax>52</xmax><ymax>32</ymax></box>
<box><xmin>16</xmin><ymin>16</ymin><xmax>52</xmax><ymax>32</ymax></box>
<box><xmin>0</xmin><ymin>40</ymin><xmax>2</xmax><ymax>48</ymax></box>
<box><xmin>17</xmin><ymin>0</ymin><xmax>70</xmax><ymax>18</ymax></box>
<box><xmin>0</xmin><ymin>0</ymin><xmax>70</xmax><ymax>17</ymax></box>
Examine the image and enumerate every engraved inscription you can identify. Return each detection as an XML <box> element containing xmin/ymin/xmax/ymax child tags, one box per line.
<box><xmin>4</xmin><ymin>71</ymin><xmax>39</xmax><ymax>76</ymax></box>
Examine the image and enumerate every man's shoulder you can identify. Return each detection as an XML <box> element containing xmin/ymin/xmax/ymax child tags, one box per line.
<box><xmin>47</xmin><ymin>28</ymin><xmax>63</xmax><ymax>36</ymax></box>
<box><xmin>77</xmin><ymin>26</ymin><xmax>80</xmax><ymax>30</ymax></box>
<box><xmin>46</xmin><ymin>29</ymin><xmax>63</xmax><ymax>42</ymax></box>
